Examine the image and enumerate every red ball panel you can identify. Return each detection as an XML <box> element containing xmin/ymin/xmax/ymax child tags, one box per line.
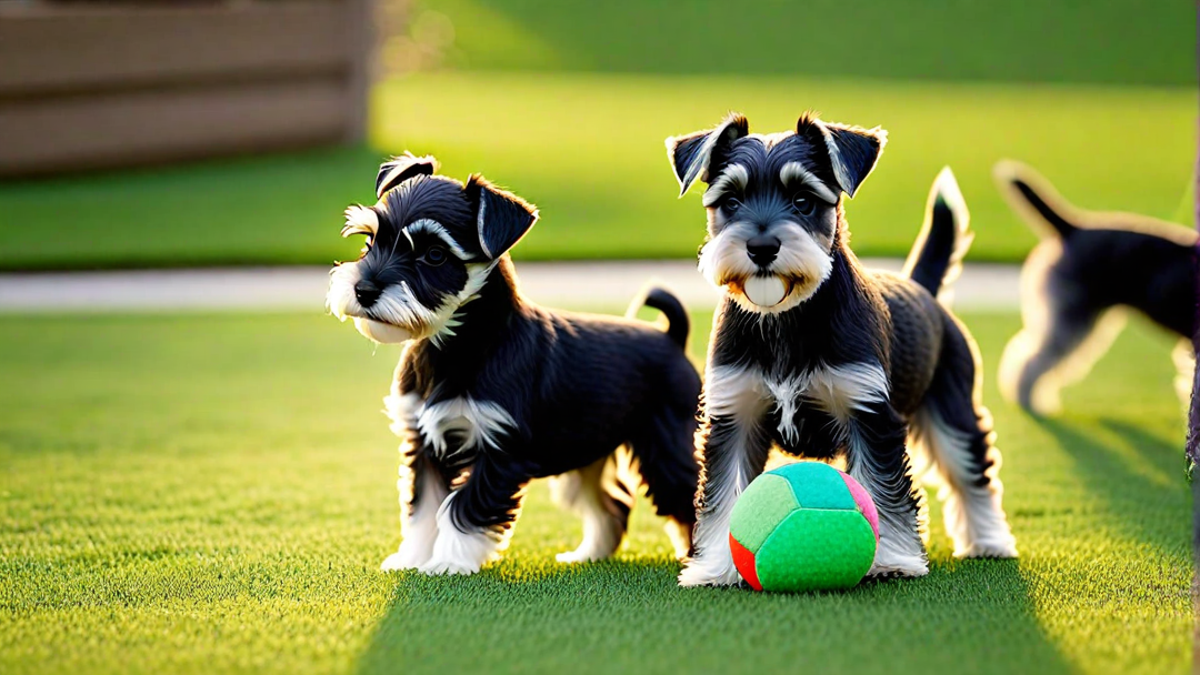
<box><xmin>729</xmin><ymin>534</ymin><xmax>762</xmax><ymax>591</ymax></box>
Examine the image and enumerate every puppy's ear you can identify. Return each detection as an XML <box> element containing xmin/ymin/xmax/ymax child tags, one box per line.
<box><xmin>465</xmin><ymin>175</ymin><xmax>539</xmax><ymax>259</ymax></box>
<box><xmin>802</xmin><ymin>117</ymin><xmax>886</xmax><ymax>198</ymax></box>
<box><xmin>376</xmin><ymin>152</ymin><xmax>438</xmax><ymax>198</ymax></box>
<box><xmin>665</xmin><ymin>113</ymin><xmax>749</xmax><ymax>196</ymax></box>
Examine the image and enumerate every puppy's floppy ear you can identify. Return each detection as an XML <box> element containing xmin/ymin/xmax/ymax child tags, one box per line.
<box><xmin>665</xmin><ymin>112</ymin><xmax>749</xmax><ymax>197</ymax></box>
<box><xmin>376</xmin><ymin>152</ymin><xmax>438</xmax><ymax>198</ymax></box>
<box><xmin>465</xmin><ymin>174</ymin><xmax>539</xmax><ymax>259</ymax></box>
<box><xmin>806</xmin><ymin>118</ymin><xmax>887</xmax><ymax>199</ymax></box>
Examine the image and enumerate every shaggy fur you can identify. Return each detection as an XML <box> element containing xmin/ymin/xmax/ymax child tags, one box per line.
<box><xmin>328</xmin><ymin>154</ymin><xmax>702</xmax><ymax>575</ymax></box>
<box><xmin>665</xmin><ymin>114</ymin><xmax>1017</xmax><ymax>587</ymax></box>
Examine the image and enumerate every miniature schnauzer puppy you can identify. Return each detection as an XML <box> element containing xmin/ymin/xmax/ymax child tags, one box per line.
<box><xmin>665</xmin><ymin>113</ymin><xmax>1018</xmax><ymax>587</ymax></box>
<box><xmin>326</xmin><ymin>154</ymin><xmax>701</xmax><ymax>575</ymax></box>
<box><xmin>994</xmin><ymin>160</ymin><xmax>1197</xmax><ymax>415</ymax></box>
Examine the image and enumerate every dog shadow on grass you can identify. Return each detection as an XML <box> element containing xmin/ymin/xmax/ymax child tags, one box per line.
<box><xmin>354</xmin><ymin>547</ymin><xmax>1073</xmax><ymax>675</ymax></box>
<box><xmin>1039</xmin><ymin>416</ymin><xmax>1190</xmax><ymax>557</ymax></box>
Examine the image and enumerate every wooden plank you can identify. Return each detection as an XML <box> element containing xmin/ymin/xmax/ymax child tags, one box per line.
<box><xmin>0</xmin><ymin>78</ymin><xmax>350</xmax><ymax>175</ymax></box>
<box><xmin>0</xmin><ymin>1</ymin><xmax>356</xmax><ymax>97</ymax></box>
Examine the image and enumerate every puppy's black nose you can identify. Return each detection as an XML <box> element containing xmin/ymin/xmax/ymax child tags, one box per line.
<box><xmin>354</xmin><ymin>279</ymin><xmax>382</xmax><ymax>307</ymax></box>
<box><xmin>746</xmin><ymin>236</ymin><xmax>781</xmax><ymax>266</ymax></box>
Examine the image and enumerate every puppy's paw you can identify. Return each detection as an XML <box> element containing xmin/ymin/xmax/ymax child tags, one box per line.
<box><xmin>956</xmin><ymin>541</ymin><xmax>1018</xmax><ymax>559</ymax></box>
<box><xmin>866</xmin><ymin>559</ymin><xmax>929</xmax><ymax>579</ymax></box>
<box><xmin>379</xmin><ymin>540</ymin><xmax>434</xmax><ymax>572</ymax></box>
<box><xmin>555</xmin><ymin>548</ymin><xmax>609</xmax><ymax>564</ymax></box>
<box><xmin>418</xmin><ymin>556</ymin><xmax>482</xmax><ymax>576</ymax></box>
<box><xmin>678</xmin><ymin>558</ymin><xmax>742</xmax><ymax>587</ymax></box>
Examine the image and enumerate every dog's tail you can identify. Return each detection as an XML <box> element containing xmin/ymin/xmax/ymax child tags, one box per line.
<box><xmin>992</xmin><ymin>159</ymin><xmax>1078</xmax><ymax>239</ymax></box>
<box><xmin>903</xmin><ymin>167</ymin><xmax>974</xmax><ymax>305</ymax></box>
<box><xmin>628</xmin><ymin>285</ymin><xmax>690</xmax><ymax>351</ymax></box>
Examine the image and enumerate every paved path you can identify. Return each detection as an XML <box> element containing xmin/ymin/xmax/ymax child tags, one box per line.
<box><xmin>0</xmin><ymin>259</ymin><xmax>1021</xmax><ymax>313</ymax></box>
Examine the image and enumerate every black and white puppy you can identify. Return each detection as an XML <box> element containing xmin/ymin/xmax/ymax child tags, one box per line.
<box><xmin>665</xmin><ymin>113</ymin><xmax>1018</xmax><ymax>586</ymax></box>
<box><xmin>326</xmin><ymin>154</ymin><xmax>701</xmax><ymax>575</ymax></box>
<box><xmin>995</xmin><ymin>160</ymin><xmax>1197</xmax><ymax>415</ymax></box>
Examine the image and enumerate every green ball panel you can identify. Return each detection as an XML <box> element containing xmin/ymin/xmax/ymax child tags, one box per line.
<box><xmin>769</xmin><ymin>462</ymin><xmax>857</xmax><ymax>511</ymax></box>
<box><xmin>754</xmin><ymin>508</ymin><xmax>877</xmax><ymax>592</ymax></box>
<box><xmin>728</xmin><ymin>474</ymin><xmax>801</xmax><ymax>554</ymax></box>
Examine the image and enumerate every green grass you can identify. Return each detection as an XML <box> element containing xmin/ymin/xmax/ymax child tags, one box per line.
<box><xmin>1</xmin><ymin>75</ymin><xmax>1193</xmax><ymax>270</ymax></box>
<box><xmin>0</xmin><ymin>308</ymin><xmax>1191</xmax><ymax>674</ymax></box>
<box><xmin>373</xmin><ymin>74</ymin><xmax>1195</xmax><ymax>262</ymax></box>
<box><xmin>413</xmin><ymin>0</ymin><xmax>1195</xmax><ymax>86</ymax></box>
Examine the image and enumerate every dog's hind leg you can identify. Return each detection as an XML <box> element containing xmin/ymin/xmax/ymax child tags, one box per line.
<box><xmin>916</xmin><ymin>315</ymin><xmax>1017</xmax><ymax>559</ymax></box>
<box><xmin>549</xmin><ymin>450</ymin><xmax>636</xmax><ymax>563</ymax></box>
<box><xmin>628</xmin><ymin>410</ymin><xmax>701</xmax><ymax>561</ymax></box>
<box><xmin>999</xmin><ymin>247</ymin><xmax>1123</xmax><ymax>415</ymax></box>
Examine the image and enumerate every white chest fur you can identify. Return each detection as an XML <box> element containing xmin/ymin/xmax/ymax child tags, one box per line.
<box><xmin>705</xmin><ymin>361</ymin><xmax>888</xmax><ymax>444</ymax></box>
<box><xmin>384</xmin><ymin>388</ymin><xmax>515</xmax><ymax>457</ymax></box>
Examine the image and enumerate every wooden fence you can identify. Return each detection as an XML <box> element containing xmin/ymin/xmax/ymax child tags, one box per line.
<box><xmin>0</xmin><ymin>0</ymin><xmax>373</xmax><ymax>177</ymax></box>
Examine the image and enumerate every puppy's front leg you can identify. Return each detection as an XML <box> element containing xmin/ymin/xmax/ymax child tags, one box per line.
<box><xmin>420</xmin><ymin>453</ymin><xmax>530</xmax><ymax>576</ymax></box>
<box><xmin>679</xmin><ymin>365</ymin><xmax>772</xmax><ymax>587</ymax></box>
<box><xmin>844</xmin><ymin>403</ymin><xmax>928</xmax><ymax>578</ymax></box>
<box><xmin>381</xmin><ymin>450</ymin><xmax>451</xmax><ymax>571</ymax></box>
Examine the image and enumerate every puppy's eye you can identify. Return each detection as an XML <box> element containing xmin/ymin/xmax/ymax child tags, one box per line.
<box><xmin>793</xmin><ymin>194</ymin><xmax>816</xmax><ymax>217</ymax></box>
<box><xmin>421</xmin><ymin>245</ymin><xmax>448</xmax><ymax>267</ymax></box>
<box><xmin>723</xmin><ymin>197</ymin><xmax>743</xmax><ymax>213</ymax></box>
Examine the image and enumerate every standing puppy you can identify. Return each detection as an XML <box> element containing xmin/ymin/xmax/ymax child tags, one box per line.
<box><xmin>327</xmin><ymin>154</ymin><xmax>701</xmax><ymax>575</ymax></box>
<box><xmin>994</xmin><ymin>160</ymin><xmax>1197</xmax><ymax>415</ymax></box>
<box><xmin>665</xmin><ymin>113</ymin><xmax>1017</xmax><ymax>587</ymax></box>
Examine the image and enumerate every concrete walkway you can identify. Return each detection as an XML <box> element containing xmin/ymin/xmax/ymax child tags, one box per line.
<box><xmin>0</xmin><ymin>259</ymin><xmax>1021</xmax><ymax>313</ymax></box>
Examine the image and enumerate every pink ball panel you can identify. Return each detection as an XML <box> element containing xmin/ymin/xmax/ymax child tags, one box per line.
<box><xmin>841</xmin><ymin>472</ymin><xmax>879</xmax><ymax>542</ymax></box>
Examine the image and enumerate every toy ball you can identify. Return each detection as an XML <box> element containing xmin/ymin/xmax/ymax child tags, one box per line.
<box><xmin>729</xmin><ymin>462</ymin><xmax>879</xmax><ymax>592</ymax></box>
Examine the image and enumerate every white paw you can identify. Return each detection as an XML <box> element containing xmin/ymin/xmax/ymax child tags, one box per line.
<box><xmin>379</xmin><ymin>540</ymin><xmax>432</xmax><ymax>572</ymax></box>
<box><xmin>866</xmin><ymin>558</ymin><xmax>929</xmax><ymax>579</ymax></box>
<box><xmin>418</xmin><ymin>556</ymin><xmax>482</xmax><ymax>576</ymax></box>
<box><xmin>678</xmin><ymin>557</ymin><xmax>743</xmax><ymax>587</ymax></box>
<box><xmin>555</xmin><ymin>548</ymin><xmax>610</xmax><ymax>564</ymax></box>
<box><xmin>955</xmin><ymin>541</ymin><xmax>1018</xmax><ymax>559</ymax></box>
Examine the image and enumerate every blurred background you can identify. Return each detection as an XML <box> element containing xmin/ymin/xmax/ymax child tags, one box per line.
<box><xmin>0</xmin><ymin>0</ymin><xmax>1194</xmax><ymax>270</ymax></box>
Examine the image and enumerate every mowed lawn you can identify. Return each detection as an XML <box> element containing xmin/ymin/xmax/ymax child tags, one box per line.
<box><xmin>0</xmin><ymin>308</ymin><xmax>1190</xmax><ymax>675</ymax></box>
<box><xmin>0</xmin><ymin>75</ymin><xmax>1193</xmax><ymax>270</ymax></box>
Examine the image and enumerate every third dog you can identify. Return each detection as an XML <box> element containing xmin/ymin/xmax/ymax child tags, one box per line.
<box><xmin>994</xmin><ymin>160</ymin><xmax>1197</xmax><ymax>415</ymax></box>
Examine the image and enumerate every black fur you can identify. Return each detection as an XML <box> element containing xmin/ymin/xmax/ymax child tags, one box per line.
<box><xmin>666</xmin><ymin>113</ymin><xmax>750</xmax><ymax>195</ymax></box>
<box><xmin>820</xmin><ymin>122</ymin><xmax>886</xmax><ymax>197</ymax></box>
<box><xmin>906</xmin><ymin>195</ymin><xmax>958</xmax><ymax>297</ymax></box>
<box><xmin>376</xmin><ymin>152</ymin><xmax>437</xmax><ymax>198</ymax></box>
<box><xmin>641</xmin><ymin>286</ymin><xmax>691</xmax><ymax>350</ymax></box>
<box><xmin>401</xmin><ymin>259</ymin><xmax>701</xmax><ymax>527</ymax></box>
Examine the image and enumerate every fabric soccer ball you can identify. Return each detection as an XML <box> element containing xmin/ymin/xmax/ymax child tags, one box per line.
<box><xmin>728</xmin><ymin>462</ymin><xmax>879</xmax><ymax>592</ymax></box>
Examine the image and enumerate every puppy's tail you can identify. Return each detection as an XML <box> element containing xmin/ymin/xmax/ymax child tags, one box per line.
<box><xmin>992</xmin><ymin>159</ymin><xmax>1078</xmax><ymax>239</ymax></box>
<box><xmin>903</xmin><ymin>167</ymin><xmax>973</xmax><ymax>305</ymax></box>
<box><xmin>629</xmin><ymin>285</ymin><xmax>690</xmax><ymax>351</ymax></box>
